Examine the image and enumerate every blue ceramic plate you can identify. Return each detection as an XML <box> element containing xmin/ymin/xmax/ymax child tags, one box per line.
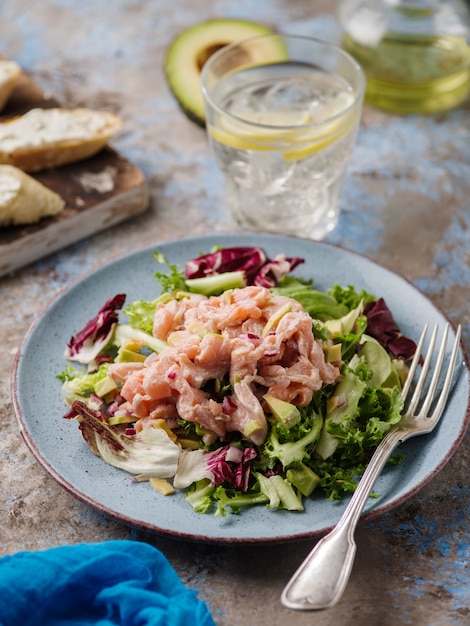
<box><xmin>12</xmin><ymin>233</ymin><xmax>470</xmax><ymax>543</ymax></box>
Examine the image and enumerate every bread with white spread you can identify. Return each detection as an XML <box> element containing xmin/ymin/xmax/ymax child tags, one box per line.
<box><xmin>0</xmin><ymin>60</ymin><xmax>21</xmax><ymax>112</ymax></box>
<box><xmin>0</xmin><ymin>164</ymin><xmax>65</xmax><ymax>226</ymax></box>
<box><xmin>0</xmin><ymin>107</ymin><xmax>122</xmax><ymax>172</ymax></box>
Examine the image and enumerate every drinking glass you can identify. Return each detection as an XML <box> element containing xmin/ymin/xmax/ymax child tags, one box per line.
<box><xmin>201</xmin><ymin>34</ymin><xmax>365</xmax><ymax>240</ymax></box>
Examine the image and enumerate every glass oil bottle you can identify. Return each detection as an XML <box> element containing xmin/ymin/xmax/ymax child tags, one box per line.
<box><xmin>337</xmin><ymin>0</ymin><xmax>470</xmax><ymax>113</ymax></box>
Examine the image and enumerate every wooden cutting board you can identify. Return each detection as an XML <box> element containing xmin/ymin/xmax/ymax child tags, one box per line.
<box><xmin>0</xmin><ymin>67</ymin><xmax>149</xmax><ymax>277</ymax></box>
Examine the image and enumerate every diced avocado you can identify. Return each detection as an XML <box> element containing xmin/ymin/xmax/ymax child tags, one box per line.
<box><xmin>324</xmin><ymin>342</ymin><xmax>342</xmax><ymax>363</ymax></box>
<box><xmin>108</xmin><ymin>414</ymin><xmax>134</xmax><ymax>426</ymax></box>
<box><xmin>94</xmin><ymin>376</ymin><xmax>118</xmax><ymax>398</ymax></box>
<box><xmin>244</xmin><ymin>420</ymin><xmax>265</xmax><ymax>441</ymax></box>
<box><xmin>323</xmin><ymin>300</ymin><xmax>364</xmax><ymax>338</ymax></box>
<box><xmin>286</xmin><ymin>464</ymin><xmax>321</xmax><ymax>497</ymax></box>
<box><xmin>164</xmin><ymin>18</ymin><xmax>278</xmax><ymax>127</ymax></box>
<box><xmin>177</xmin><ymin>437</ymin><xmax>201</xmax><ymax>450</ymax></box>
<box><xmin>262</xmin><ymin>302</ymin><xmax>292</xmax><ymax>337</ymax></box>
<box><xmin>263</xmin><ymin>393</ymin><xmax>301</xmax><ymax>428</ymax></box>
<box><xmin>151</xmin><ymin>418</ymin><xmax>178</xmax><ymax>442</ymax></box>
<box><xmin>149</xmin><ymin>477</ymin><xmax>175</xmax><ymax>496</ymax></box>
<box><xmin>115</xmin><ymin>347</ymin><xmax>146</xmax><ymax>363</ymax></box>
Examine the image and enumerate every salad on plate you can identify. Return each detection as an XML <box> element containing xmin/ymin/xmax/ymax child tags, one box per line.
<box><xmin>58</xmin><ymin>245</ymin><xmax>417</xmax><ymax>516</ymax></box>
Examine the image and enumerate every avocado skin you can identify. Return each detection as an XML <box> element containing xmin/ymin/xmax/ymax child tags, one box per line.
<box><xmin>173</xmin><ymin>98</ymin><xmax>206</xmax><ymax>129</ymax></box>
<box><xmin>164</xmin><ymin>18</ymin><xmax>276</xmax><ymax>127</ymax></box>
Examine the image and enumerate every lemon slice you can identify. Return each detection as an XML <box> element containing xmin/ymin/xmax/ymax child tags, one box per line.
<box><xmin>311</xmin><ymin>91</ymin><xmax>355</xmax><ymax>122</ymax></box>
<box><xmin>235</xmin><ymin>109</ymin><xmax>312</xmax><ymax>127</ymax></box>
<box><xmin>209</xmin><ymin>109</ymin><xmax>311</xmax><ymax>152</ymax></box>
<box><xmin>208</xmin><ymin>91</ymin><xmax>357</xmax><ymax>161</ymax></box>
<box><xmin>283</xmin><ymin>92</ymin><xmax>357</xmax><ymax>161</ymax></box>
<box><xmin>209</xmin><ymin>127</ymin><xmax>275</xmax><ymax>152</ymax></box>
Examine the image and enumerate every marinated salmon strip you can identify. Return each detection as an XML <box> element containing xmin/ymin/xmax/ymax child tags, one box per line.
<box><xmin>153</xmin><ymin>294</ymin><xmax>206</xmax><ymax>339</ymax></box>
<box><xmin>116</xmin><ymin>286</ymin><xmax>340</xmax><ymax>445</ymax></box>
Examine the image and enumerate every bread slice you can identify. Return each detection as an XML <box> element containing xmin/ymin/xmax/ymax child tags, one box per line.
<box><xmin>0</xmin><ymin>60</ymin><xmax>21</xmax><ymax>112</ymax></box>
<box><xmin>0</xmin><ymin>164</ymin><xmax>65</xmax><ymax>226</ymax></box>
<box><xmin>0</xmin><ymin>107</ymin><xmax>122</xmax><ymax>172</ymax></box>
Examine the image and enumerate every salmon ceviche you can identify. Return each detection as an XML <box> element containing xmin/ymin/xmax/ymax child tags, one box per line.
<box><xmin>59</xmin><ymin>246</ymin><xmax>417</xmax><ymax>516</ymax></box>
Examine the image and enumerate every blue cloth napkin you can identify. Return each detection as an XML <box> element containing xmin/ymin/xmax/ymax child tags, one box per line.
<box><xmin>0</xmin><ymin>540</ymin><xmax>216</xmax><ymax>626</ymax></box>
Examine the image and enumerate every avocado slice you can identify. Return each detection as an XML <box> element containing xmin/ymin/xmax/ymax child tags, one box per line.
<box><xmin>164</xmin><ymin>18</ymin><xmax>277</xmax><ymax>127</ymax></box>
<box><xmin>263</xmin><ymin>393</ymin><xmax>301</xmax><ymax>429</ymax></box>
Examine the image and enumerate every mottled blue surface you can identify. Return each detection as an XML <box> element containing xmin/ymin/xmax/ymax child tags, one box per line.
<box><xmin>1</xmin><ymin>2</ymin><xmax>470</xmax><ymax>625</ymax></box>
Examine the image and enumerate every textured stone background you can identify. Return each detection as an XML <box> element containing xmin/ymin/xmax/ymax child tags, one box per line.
<box><xmin>1</xmin><ymin>2</ymin><xmax>470</xmax><ymax>625</ymax></box>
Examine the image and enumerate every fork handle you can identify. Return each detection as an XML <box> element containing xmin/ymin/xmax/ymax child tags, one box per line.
<box><xmin>281</xmin><ymin>519</ymin><xmax>356</xmax><ymax>610</ymax></box>
<box><xmin>281</xmin><ymin>428</ymin><xmax>407</xmax><ymax>610</ymax></box>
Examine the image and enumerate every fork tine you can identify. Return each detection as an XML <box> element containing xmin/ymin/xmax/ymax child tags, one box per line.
<box><xmin>429</xmin><ymin>324</ymin><xmax>462</xmax><ymax>421</ymax></box>
<box><xmin>401</xmin><ymin>323</ymin><xmax>428</xmax><ymax>402</ymax></box>
<box><xmin>407</xmin><ymin>324</ymin><xmax>439</xmax><ymax>416</ymax></box>
<box><xmin>420</xmin><ymin>323</ymin><xmax>450</xmax><ymax>416</ymax></box>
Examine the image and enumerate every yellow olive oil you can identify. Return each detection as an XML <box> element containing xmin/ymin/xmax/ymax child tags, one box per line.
<box><xmin>342</xmin><ymin>32</ymin><xmax>470</xmax><ymax>114</ymax></box>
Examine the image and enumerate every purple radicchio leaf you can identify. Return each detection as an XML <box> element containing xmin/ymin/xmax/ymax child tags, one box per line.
<box><xmin>363</xmin><ymin>298</ymin><xmax>417</xmax><ymax>360</ymax></box>
<box><xmin>185</xmin><ymin>247</ymin><xmax>266</xmax><ymax>281</ymax></box>
<box><xmin>66</xmin><ymin>400</ymin><xmax>179</xmax><ymax>477</ymax></box>
<box><xmin>184</xmin><ymin>246</ymin><xmax>304</xmax><ymax>288</ymax></box>
<box><xmin>206</xmin><ymin>445</ymin><xmax>257</xmax><ymax>492</ymax></box>
<box><xmin>64</xmin><ymin>400</ymin><xmax>119</xmax><ymax>457</ymax></box>
<box><xmin>253</xmin><ymin>254</ymin><xmax>304</xmax><ymax>288</ymax></box>
<box><xmin>65</xmin><ymin>293</ymin><xmax>126</xmax><ymax>363</ymax></box>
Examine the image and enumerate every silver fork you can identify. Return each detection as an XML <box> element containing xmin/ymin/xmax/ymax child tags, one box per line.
<box><xmin>281</xmin><ymin>322</ymin><xmax>462</xmax><ymax>611</ymax></box>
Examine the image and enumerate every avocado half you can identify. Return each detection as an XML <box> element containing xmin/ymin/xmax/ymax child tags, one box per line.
<box><xmin>164</xmin><ymin>18</ymin><xmax>278</xmax><ymax>127</ymax></box>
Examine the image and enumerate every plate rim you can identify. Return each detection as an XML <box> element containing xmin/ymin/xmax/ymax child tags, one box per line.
<box><xmin>11</xmin><ymin>232</ymin><xmax>470</xmax><ymax>543</ymax></box>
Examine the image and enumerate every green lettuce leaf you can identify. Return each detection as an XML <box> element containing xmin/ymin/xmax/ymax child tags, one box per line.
<box><xmin>272</xmin><ymin>276</ymin><xmax>348</xmax><ymax>321</ymax></box>
<box><xmin>123</xmin><ymin>299</ymin><xmax>156</xmax><ymax>334</ymax></box>
<box><xmin>59</xmin><ymin>363</ymin><xmax>110</xmax><ymax>406</ymax></box>
<box><xmin>263</xmin><ymin>408</ymin><xmax>323</xmax><ymax>468</ymax></box>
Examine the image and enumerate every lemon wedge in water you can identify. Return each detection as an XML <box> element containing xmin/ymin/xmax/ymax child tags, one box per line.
<box><xmin>209</xmin><ymin>109</ymin><xmax>312</xmax><ymax>152</ymax></box>
<box><xmin>209</xmin><ymin>91</ymin><xmax>357</xmax><ymax>161</ymax></box>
